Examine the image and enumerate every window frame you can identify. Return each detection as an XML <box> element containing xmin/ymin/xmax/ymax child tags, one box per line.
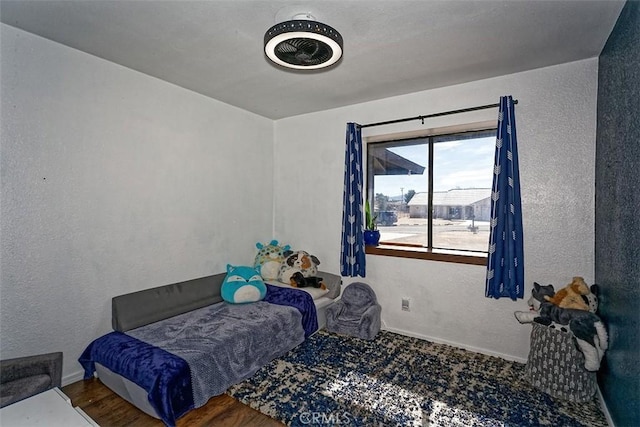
<box><xmin>364</xmin><ymin>120</ymin><xmax>496</xmax><ymax>266</ymax></box>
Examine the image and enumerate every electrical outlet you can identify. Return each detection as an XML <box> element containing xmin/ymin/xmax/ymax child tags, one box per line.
<box><xmin>402</xmin><ymin>298</ymin><xmax>410</xmax><ymax>311</ymax></box>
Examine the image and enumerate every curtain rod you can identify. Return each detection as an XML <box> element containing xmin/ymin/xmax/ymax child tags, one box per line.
<box><xmin>359</xmin><ymin>99</ymin><xmax>518</xmax><ymax>129</ymax></box>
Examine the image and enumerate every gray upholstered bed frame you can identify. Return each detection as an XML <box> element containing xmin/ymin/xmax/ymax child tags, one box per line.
<box><xmin>98</xmin><ymin>271</ymin><xmax>341</xmax><ymax>420</ymax></box>
<box><xmin>112</xmin><ymin>271</ymin><xmax>341</xmax><ymax>332</ymax></box>
<box><xmin>112</xmin><ymin>273</ymin><xmax>226</xmax><ymax>332</ymax></box>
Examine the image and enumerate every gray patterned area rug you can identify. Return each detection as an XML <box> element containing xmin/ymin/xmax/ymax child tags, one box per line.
<box><xmin>227</xmin><ymin>330</ymin><xmax>608</xmax><ymax>426</ymax></box>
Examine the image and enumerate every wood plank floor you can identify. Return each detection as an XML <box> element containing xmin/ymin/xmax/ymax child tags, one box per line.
<box><xmin>62</xmin><ymin>379</ymin><xmax>284</xmax><ymax>427</ymax></box>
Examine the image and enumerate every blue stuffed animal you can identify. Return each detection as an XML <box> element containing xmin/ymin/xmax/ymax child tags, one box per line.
<box><xmin>221</xmin><ymin>264</ymin><xmax>267</xmax><ymax>304</ymax></box>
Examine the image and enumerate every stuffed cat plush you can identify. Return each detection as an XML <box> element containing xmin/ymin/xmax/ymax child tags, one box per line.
<box><xmin>515</xmin><ymin>282</ymin><xmax>608</xmax><ymax>371</ymax></box>
<box><xmin>221</xmin><ymin>264</ymin><xmax>267</xmax><ymax>304</ymax></box>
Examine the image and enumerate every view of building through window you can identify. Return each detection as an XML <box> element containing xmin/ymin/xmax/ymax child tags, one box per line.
<box><xmin>367</xmin><ymin>129</ymin><xmax>496</xmax><ymax>253</ymax></box>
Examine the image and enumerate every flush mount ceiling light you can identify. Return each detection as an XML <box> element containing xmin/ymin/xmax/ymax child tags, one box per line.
<box><xmin>264</xmin><ymin>13</ymin><xmax>343</xmax><ymax>70</ymax></box>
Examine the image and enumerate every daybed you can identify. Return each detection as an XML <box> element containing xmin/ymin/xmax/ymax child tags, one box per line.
<box><xmin>79</xmin><ymin>271</ymin><xmax>341</xmax><ymax>426</ymax></box>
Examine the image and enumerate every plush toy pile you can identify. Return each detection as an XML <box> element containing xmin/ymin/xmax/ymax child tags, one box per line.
<box><xmin>223</xmin><ymin>240</ymin><xmax>326</xmax><ymax>305</ymax></box>
<box><xmin>514</xmin><ymin>277</ymin><xmax>608</xmax><ymax>371</ymax></box>
<box><xmin>254</xmin><ymin>240</ymin><xmax>325</xmax><ymax>283</ymax></box>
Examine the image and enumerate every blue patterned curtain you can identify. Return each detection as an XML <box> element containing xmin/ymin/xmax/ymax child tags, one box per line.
<box><xmin>340</xmin><ymin>123</ymin><xmax>366</xmax><ymax>277</ymax></box>
<box><xmin>486</xmin><ymin>96</ymin><xmax>524</xmax><ymax>300</ymax></box>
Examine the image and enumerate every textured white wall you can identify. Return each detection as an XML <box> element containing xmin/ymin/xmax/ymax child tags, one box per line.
<box><xmin>274</xmin><ymin>59</ymin><xmax>598</xmax><ymax>361</ymax></box>
<box><xmin>0</xmin><ymin>25</ymin><xmax>274</xmax><ymax>383</ymax></box>
<box><xmin>0</xmin><ymin>21</ymin><xmax>598</xmax><ymax>382</ymax></box>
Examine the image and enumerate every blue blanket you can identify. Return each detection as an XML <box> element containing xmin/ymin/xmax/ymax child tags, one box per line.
<box><xmin>264</xmin><ymin>283</ymin><xmax>318</xmax><ymax>338</ymax></box>
<box><xmin>79</xmin><ymin>284</ymin><xmax>316</xmax><ymax>426</ymax></box>
<box><xmin>79</xmin><ymin>331</ymin><xmax>194</xmax><ymax>426</ymax></box>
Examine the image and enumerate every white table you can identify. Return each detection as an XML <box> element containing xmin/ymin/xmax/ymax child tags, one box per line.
<box><xmin>0</xmin><ymin>387</ymin><xmax>98</xmax><ymax>427</ymax></box>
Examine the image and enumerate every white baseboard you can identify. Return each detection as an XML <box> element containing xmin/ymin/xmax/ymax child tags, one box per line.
<box><xmin>596</xmin><ymin>385</ymin><xmax>615</xmax><ymax>427</ymax></box>
<box><xmin>382</xmin><ymin>326</ymin><xmax>528</xmax><ymax>364</ymax></box>
<box><xmin>62</xmin><ymin>369</ymin><xmax>86</xmax><ymax>387</ymax></box>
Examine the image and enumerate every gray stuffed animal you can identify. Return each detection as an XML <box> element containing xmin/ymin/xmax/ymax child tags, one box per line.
<box><xmin>515</xmin><ymin>282</ymin><xmax>608</xmax><ymax>371</ymax></box>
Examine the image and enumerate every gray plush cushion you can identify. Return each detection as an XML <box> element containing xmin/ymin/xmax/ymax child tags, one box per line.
<box><xmin>326</xmin><ymin>282</ymin><xmax>381</xmax><ymax>340</ymax></box>
<box><xmin>112</xmin><ymin>274</ymin><xmax>225</xmax><ymax>332</ymax></box>
<box><xmin>0</xmin><ymin>375</ymin><xmax>51</xmax><ymax>407</ymax></box>
<box><xmin>0</xmin><ymin>352</ymin><xmax>62</xmax><ymax>408</ymax></box>
<box><xmin>317</xmin><ymin>271</ymin><xmax>342</xmax><ymax>299</ymax></box>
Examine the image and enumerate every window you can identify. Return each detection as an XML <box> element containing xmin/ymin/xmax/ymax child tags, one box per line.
<box><xmin>365</xmin><ymin>126</ymin><xmax>496</xmax><ymax>265</ymax></box>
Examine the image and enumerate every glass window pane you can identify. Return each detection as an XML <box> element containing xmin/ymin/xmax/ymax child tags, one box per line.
<box><xmin>366</xmin><ymin>129</ymin><xmax>495</xmax><ymax>254</ymax></box>
<box><xmin>370</xmin><ymin>142</ymin><xmax>429</xmax><ymax>245</ymax></box>
<box><xmin>432</xmin><ymin>134</ymin><xmax>494</xmax><ymax>252</ymax></box>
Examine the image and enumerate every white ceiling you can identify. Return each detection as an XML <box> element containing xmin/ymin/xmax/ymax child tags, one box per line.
<box><xmin>0</xmin><ymin>0</ymin><xmax>625</xmax><ymax>120</ymax></box>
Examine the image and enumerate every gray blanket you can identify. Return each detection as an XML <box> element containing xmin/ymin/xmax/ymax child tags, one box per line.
<box><xmin>127</xmin><ymin>301</ymin><xmax>305</xmax><ymax>407</ymax></box>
